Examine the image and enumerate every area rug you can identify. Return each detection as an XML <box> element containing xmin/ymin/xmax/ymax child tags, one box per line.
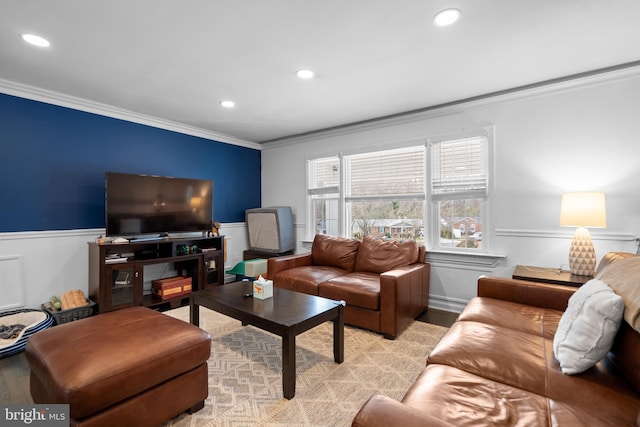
<box><xmin>163</xmin><ymin>306</ymin><xmax>448</xmax><ymax>426</ymax></box>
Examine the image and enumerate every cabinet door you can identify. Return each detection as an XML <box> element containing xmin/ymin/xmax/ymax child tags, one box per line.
<box><xmin>105</xmin><ymin>264</ymin><xmax>142</xmax><ymax>311</ymax></box>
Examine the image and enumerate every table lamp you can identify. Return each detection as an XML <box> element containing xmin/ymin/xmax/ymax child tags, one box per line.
<box><xmin>559</xmin><ymin>192</ymin><xmax>607</xmax><ymax>276</ymax></box>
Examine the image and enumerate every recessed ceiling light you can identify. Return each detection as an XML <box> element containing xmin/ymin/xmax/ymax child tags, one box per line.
<box><xmin>433</xmin><ymin>8</ymin><xmax>461</xmax><ymax>26</ymax></box>
<box><xmin>220</xmin><ymin>100</ymin><xmax>235</xmax><ymax>108</ymax></box>
<box><xmin>296</xmin><ymin>69</ymin><xmax>314</xmax><ymax>79</ymax></box>
<box><xmin>20</xmin><ymin>33</ymin><xmax>51</xmax><ymax>47</ymax></box>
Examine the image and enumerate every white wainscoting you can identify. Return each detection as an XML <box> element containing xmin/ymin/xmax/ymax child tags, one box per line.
<box><xmin>6</xmin><ymin>226</ymin><xmax>629</xmax><ymax>312</ymax></box>
<box><xmin>427</xmin><ymin>229</ymin><xmax>636</xmax><ymax>314</ymax></box>
<box><xmin>216</xmin><ymin>222</ymin><xmax>249</xmax><ymax>283</ymax></box>
<box><xmin>0</xmin><ymin>224</ymin><xmax>253</xmax><ymax>310</ymax></box>
<box><xmin>494</xmin><ymin>228</ymin><xmax>636</xmax><ymax>270</ymax></box>
<box><xmin>0</xmin><ymin>229</ymin><xmax>100</xmax><ymax>310</ymax></box>
<box><xmin>0</xmin><ymin>255</ymin><xmax>24</xmax><ymax>310</ymax></box>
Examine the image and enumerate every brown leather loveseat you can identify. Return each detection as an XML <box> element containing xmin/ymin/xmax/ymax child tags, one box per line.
<box><xmin>267</xmin><ymin>234</ymin><xmax>430</xmax><ymax>339</ymax></box>
<box><xmin>353</xmin><ymin>252</ymin><xmax>640</xmax><ymax>426</ymax></box>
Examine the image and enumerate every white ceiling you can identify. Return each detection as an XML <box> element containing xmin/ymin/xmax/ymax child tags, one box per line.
<box><xmin>1</xmin><ymin>1</ymin><xmax>640</xmax><ymax>144</ymax></box>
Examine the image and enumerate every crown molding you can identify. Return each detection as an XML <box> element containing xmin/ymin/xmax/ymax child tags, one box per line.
<box><xmin>263</xmin><ymin>61</ymin><xmax>640</xmax><ymax>149</ymax></box>
<box><xmin>0</xmin><ymin>79</ymin><xmax>262</xmax><ymax>151</ymax></box>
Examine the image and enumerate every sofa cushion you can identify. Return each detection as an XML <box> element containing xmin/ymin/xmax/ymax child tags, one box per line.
<box><xmin>595</xmin><ymin>255</ymin><xmax>640</xmax><ymax>332</ymax></box>
<box><xmin>549</xmin><ymin>400</ymin><xmax>638</xmax><ymax>427</ymax></box>
<box><xmin>427</xmin><ymin>321</ymin><xmax>548</xmax><ymax>395</ymax></box>
<box><xmin>354</xmin><ymin>236</ymin><xmax>418</xmax><ymax>274</ymax></box>
<box><xmin>458</xmin><ymin>297</ymin><xmax>563</xmax><ymax>339</ymax></box>
<box><xmin>407</xmin><ymin>363</ymin><xmax>639</xmax><ymax>427</ymax></box>
<box><xmin>274</xmin><ymin>265</ymin><xmax>348</xmax><ymax>295</ymax></box>
<box><xmin>544</xmin><ymin>336</ymin><xmax>640</xmax><ymax>424</ymax></box>
<box><xmin>319</xmin><ymin>272</ymin><xmax>380</xmax><ymax>310</ymax></box>
<box><xmin>311</xmin><ymin>234</ymin><xmax>360</xmax><ymax>271</ymax></box>
<box><xmin>553</xmin><ymin>279</ymin><xmax>624</xmax><ymax>375</ymax></box>
<box><xmin>402</xmin><ymin>364</ymin><xmax>550</xmax><ymax>426</ymax></box>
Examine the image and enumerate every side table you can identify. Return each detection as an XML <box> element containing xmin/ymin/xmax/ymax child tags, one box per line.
<box><xmin>512</xmin><ymin>265</ymin><xmax>592</xmax><ymax>287</ymax></box>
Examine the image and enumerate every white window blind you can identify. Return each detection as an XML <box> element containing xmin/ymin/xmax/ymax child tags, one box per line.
<box><xmin>307</xmin><ymin>157</ymin><xmax>340</xmax><ymax>196</ymax></box>
<box><xmin>305</xmin><ymin>129</ymin><xmax>491</xmax><ymax>251</ymax></box>
<box><xmin>345</xmin><ymin>146</ymin><xmax>425</xmax><ymax>200</ymax></box>
<box><xmin>431</xmin><ymin>136</ymin><xmax>487</xmax><ymax>198</ymax></box>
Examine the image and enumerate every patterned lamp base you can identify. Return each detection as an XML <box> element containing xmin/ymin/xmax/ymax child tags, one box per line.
<box><xmin>568</xmin><ymin>227</ymin><xmax>596</xmax><ymax>276</ymax></box>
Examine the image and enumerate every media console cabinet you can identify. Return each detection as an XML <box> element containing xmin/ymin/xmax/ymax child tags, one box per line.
<box><xmin>88</xmin><ymin>236</ymin><xmax>224</xmax><ymax>313</ymax></box>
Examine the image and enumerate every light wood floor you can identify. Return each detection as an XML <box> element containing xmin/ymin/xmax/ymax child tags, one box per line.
<box><xmin>0</xmin><ymin>308</ymin><xmax>458</xmax><ymax>405</ymax></box>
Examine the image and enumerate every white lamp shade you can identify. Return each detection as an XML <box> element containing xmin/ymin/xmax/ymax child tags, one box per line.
<box><xmin>559</xmin><ymin>192</ymin><xmax>607</xmax><ymax>228</ymax></box>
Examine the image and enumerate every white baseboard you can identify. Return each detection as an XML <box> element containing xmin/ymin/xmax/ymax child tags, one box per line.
<box><xmin>428</xmin><ymin>294</ymin><xmax>467</xmax><ymax>314</ymax></box>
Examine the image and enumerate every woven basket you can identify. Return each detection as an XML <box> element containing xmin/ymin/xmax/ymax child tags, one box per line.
<box><xmin>42</xmin><ymin>300</ymin><xmax>96</xmax><ymax>325</ymax></box>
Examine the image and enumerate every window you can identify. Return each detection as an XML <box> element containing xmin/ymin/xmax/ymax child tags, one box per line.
<box><xmin>307</xmin><ymin>157</ymin><xmax>340</xmax><ymax>236</ymax></box>
<box><xmin>306</xmin><ymin>128</ymin><xmax>492</xmax><ymax>253</ymax></box>
<box><xmin>429</xmin><ymin>133</ymin><xmax>490</xmax><ymax>251</ymax></box>
<box><xmin>345</xmin><ymin>146</ymin><xmax>425</xmax><ymax>241</ymax></box>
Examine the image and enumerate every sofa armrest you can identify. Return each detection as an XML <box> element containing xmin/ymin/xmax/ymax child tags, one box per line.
<box><xmin>352</xmin><ymin>394</ymin><xmax>448</xmax><ymax>427</ymax></box>
<box><xmin>477</xmin><ymin>276</ymin><xmax>576</xmax><ymax>311</ymax></box>
<box><xmin>267</xmin><ymin>253</ymin><xmax>312</xmax><ymax>279</ymax></box>
<box><xmin>379</xmin><ymin>263</ymin><xmax>430</xmax><ymax>338</ymax></box>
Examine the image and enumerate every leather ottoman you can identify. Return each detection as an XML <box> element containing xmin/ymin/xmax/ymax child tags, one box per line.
<box><xmin>25</xmin><ymin>306</ymin><xmax>211</xmax><ymax>427</ymax></box>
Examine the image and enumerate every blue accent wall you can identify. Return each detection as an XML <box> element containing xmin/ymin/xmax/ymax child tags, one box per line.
<box><xmin>0</xmin><ymin>93</ymin><xmax>261</xmax><ymax>232</ymax></box>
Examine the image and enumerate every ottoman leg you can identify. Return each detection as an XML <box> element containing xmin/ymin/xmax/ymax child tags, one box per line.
<box><xmin>188</xmin><ymin>401</ymin><xmax>205</xmax><ymax>414</ymax></box>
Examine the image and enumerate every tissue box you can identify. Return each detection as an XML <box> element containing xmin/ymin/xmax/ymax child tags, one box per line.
<box><xmin>253</xmin><ymin>279</ymin><xmax>273</xmax><ymax>300</ymax></box>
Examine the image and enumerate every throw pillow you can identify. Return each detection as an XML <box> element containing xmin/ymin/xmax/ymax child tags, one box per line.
<box><xmin>311</xmin><ymin>234</ymin><xmax>360</xmax><ymax>271</ymax></box>
<box><xmin>353</xmin><ymin>236</ymin><xmax>419</xmax><ymax>274</ymax></box>
<box><xmin>553</xmin><ymin>279</ymin><xmax>624</xmax><ymax>375</ymax></box>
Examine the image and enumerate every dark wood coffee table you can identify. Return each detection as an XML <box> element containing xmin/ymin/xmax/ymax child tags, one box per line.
<box><xmin>189</xmin><ymin>281</ymin><xmax>345</xmax><ymax>399</ymax></box>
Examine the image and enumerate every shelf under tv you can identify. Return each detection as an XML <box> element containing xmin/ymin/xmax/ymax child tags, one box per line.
<box><xmin>88</xmin><ymin>235</ymin><xmax>225</xmax><ymax>314</ymax></box>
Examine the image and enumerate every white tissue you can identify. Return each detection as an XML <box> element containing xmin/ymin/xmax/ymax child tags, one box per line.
<box><xmin>253</xmin><ymin>275</ymin><xmax>273</xmax><ymax>299</ymax></box>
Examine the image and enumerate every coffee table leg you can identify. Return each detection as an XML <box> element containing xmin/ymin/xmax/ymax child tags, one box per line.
<box><xmin>282</xmin><ymin>331</ymin><xmax>296</xmax><ymax>399</ymax></box>
<box><xmin>190</xmin><ymin>296</ymin><xmax>200</xmax><ymax>327</ymax></box>
<box><xmin>333</xmin><ymin>305</ymin><xmax>344</xmax><ymax>363</ymax></box>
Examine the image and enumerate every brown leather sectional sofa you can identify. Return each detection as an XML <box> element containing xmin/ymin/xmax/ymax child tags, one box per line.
<box><xmin>352</xmin><ymin>252</ymin><xmax>640</xmax><ymax>426</ymax></box>
<box><xmin>267</xmin><ymin>234</ymin><xmax>430</xmax><ymax>339</ymax></box>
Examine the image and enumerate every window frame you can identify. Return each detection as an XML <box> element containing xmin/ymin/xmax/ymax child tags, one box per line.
<box><xmin>305</xmin><ymin>127</ymin><xmax>494</xmax><ymax>254</ymax></box>
<box><xmin>343</xmin><ymin>144</ymin><xmax>426</xmax><ymax>240</ymax></box>
<box><xmin>427</xmin><ymin>127</ymin><xmax>494</xmax><ymax>253</ymax></box>
<box><xmin>306</xmin><ymin>156</ymin><xmax>341</xmax><ymax>237</ymax></box>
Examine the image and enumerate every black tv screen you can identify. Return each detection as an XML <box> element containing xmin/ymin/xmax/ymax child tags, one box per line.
<box><xmin>105</xmin><ymin>172</ymin><xmax>213</xmax><ymax>238</ymax></box>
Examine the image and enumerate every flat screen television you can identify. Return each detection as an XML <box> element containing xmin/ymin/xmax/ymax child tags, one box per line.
<box><xmin>105</xmin><ymin>172</ymin><xmax>213</xmax><ymax>238</ymax></box>
<box><xmin>245</xmin><ymin>207</ymin><xmax>295</xmax><ymax>254</ymax></box>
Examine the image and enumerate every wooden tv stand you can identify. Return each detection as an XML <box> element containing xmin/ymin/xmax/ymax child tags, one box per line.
<box><xmin>88</xmin><ymin>235</ymin><xmax>224</xmax><ymax>313</ymax></box>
